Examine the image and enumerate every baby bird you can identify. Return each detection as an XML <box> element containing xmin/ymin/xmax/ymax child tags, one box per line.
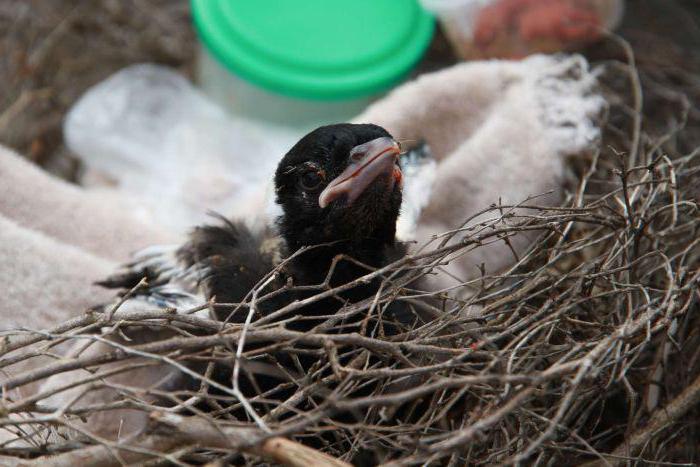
<box><xmin>99</xmin><ymin>123</ymin><xmax>407</xmax><ymax>330</ymax></box>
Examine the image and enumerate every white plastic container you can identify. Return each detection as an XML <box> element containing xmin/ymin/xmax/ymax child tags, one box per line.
<box><xmin>419</xmin><ymin>0</ymin><xmax>624</xmax><ymax>59</ymax></box>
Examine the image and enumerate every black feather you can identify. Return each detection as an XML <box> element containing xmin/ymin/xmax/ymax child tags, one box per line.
<box><xmin>176</xmin><ymin>214</ymin><xmax>283</xmax><ymax>321</ymax></box>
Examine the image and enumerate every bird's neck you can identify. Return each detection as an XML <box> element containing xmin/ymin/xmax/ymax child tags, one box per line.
<box><xmin>286</xmin><ymin>235</ymin><xmax>393</xmax><ymax>287</ymax></box>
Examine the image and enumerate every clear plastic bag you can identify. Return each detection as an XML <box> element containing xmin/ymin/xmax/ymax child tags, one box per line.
<box><xmin>64</xmin><ymin>64</ymin><xmax>299</xmax><ymax>232</ymax></box>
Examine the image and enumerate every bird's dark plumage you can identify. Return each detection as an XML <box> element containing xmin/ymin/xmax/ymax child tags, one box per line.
<box><xmin>99</xmin><ymin>123</ymin><xmax>408</xmax><ymax>328</ymax></box>
<box><xmin>275</xmin><ymin>123</ymin><xmax>401</xmax><ymax>252</ymax></box>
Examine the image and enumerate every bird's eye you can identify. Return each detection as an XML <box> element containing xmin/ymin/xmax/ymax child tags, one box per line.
<box><xmin>299</xmin><ymin>170</ymin><xmax>323</xmax><ymax>191</ymax></box>
<box><xmin>350</xmin><ymin>150</ymin><xmax>364</xmax><ymax>163</ymax></box>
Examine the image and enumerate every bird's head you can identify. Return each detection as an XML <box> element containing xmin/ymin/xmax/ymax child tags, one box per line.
<box><xmin>275</xmin><ymin>124</ymin><xmax>403</xmax><ymax>251</ymax></box>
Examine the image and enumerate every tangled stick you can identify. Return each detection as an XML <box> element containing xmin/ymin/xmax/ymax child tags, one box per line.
<box><xmin>19</xmin><ymin>412</ymin><xmax>349</xmax><ymax>467</ymax></box>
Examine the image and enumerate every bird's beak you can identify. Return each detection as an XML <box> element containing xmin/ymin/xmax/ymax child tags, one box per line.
<box><xmin>319</xmin><ymin>137</ymin><xmax>401</xmax><ymax>209</ymax></box>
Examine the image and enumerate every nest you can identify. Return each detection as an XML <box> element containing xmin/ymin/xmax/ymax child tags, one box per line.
<box><xmin>2</xmin><ymin>3</ymin><xmax>700</xmax><ymax>466</ymax></box>
<box><xmin>1</xmin><ymin>45</ymin><xmax>698</xmax><ymax>465</ymax></box>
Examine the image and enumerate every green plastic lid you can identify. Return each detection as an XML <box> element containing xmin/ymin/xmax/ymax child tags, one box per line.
<box><xmin>191</xmin><ymin>0</ymin><xmax>434</xmax><ymax>100</ymax></box>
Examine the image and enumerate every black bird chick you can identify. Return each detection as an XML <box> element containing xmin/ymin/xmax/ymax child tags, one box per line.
<box><xmin>40</xmin><ymin>124</ymin><xmax>416</xmax><ymax>452</ymax></box>
<box><xmin>271</xmin><ymin>123</ymin><xmax>404</xmax><ymax>320</ymax></box>
<box><xmin>75</xmin><ymin>124</ymin><xmax>416</xmax><ymax>456</ymax></box>
<box><xmin>100</xmin><ymin>123</ymin><xmax>405</xmax><ymax>329</ymax></box>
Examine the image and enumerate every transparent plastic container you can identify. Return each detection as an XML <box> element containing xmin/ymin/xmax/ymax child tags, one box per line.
<box><xmin>419</xmin><ymin>0</ymin><xmax>624</xmax><ymax>59</ymax></box>
<box><xmin>196</xmin><ymin>46</ymin><xmax>376</xmax><ymax>130</ymax></box>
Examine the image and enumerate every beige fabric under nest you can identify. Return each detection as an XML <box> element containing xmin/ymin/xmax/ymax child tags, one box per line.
<box><xmin>0</xmin><ymin>54</ymin><xmax>604</xmax><ymax>443</ymax></box>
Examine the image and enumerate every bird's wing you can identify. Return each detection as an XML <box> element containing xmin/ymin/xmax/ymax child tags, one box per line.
<box><xmin>176</xmin><ymin>217</ymin><xmax>281</xmax><ymax>312</ymax></box>
<box><xmin>96</xmin><ymin>244</ymin><xmax>210</xmax><ymax>317</ymax></box>
<box><xmin>95</xmin><ymin>216</ymin><xmax>284</xmax><ymax>320</ymax></box>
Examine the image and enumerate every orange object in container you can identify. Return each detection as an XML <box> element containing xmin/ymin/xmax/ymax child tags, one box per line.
<box><xmin>419</xmin><ymin>0</ymin><xmax>624</xmax><ymax>59</ymax></box>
